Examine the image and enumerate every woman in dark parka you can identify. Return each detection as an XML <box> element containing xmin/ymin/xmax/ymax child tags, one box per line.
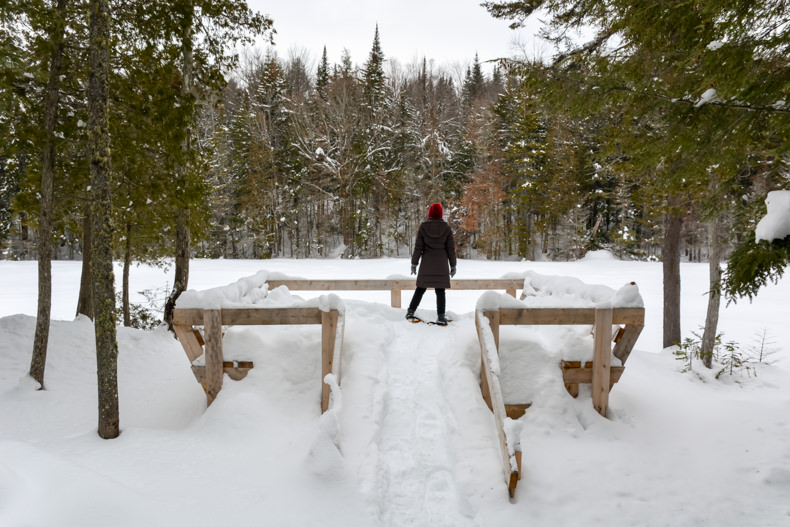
<box><xmin>406</xmin><ymin>202</ymin><xmax>457</xmax><ymax>325</ymax></box>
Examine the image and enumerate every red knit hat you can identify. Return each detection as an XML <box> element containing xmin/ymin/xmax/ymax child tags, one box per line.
<box><xmin>428</xmin><ymin>202</ymin><xmax>443</xmax><ymax>220</ymax></box>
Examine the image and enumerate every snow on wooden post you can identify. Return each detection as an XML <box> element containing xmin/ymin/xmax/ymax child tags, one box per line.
<box><xmin>475</xmin><ymin>309</ymin><xmax>521</xmax><ymax>497</ymax></box>
<box><xmin>203</xmin><ymin>309</ymin><xmax>223</xmax><ymax>406</ymax></box>
<box><xmin>592</xmin><ymin>307</ymin><xmax>613</xmax><ymax>418</ymax></box>
<box><xmin>321</xmin><ymin>309</ymin><xmax>339</xmax><ymax>413</ymax></box>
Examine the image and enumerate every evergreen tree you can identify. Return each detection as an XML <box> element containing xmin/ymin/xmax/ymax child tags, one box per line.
<box><xmin>362</xmin><ymin>25</ymin><xmax>386</xmax><ymax>109</ymax></box>
<box><xmin>485</xmin><ymin>0</ymin><xmax>790</xmax><ymax>350</ymax></box>
<box><xmin>316</xmin><ymin>45</ymin><xmax>329</xmax><ymax>100</ymax></box>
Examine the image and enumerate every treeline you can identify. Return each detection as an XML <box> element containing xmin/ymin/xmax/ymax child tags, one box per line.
<box><xmin>8</xmin><ymin>20</ymin><xmax>780</xmax><ymax>265</ymax></box>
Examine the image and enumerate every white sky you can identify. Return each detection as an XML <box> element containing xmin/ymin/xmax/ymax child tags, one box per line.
<box><xmin>246</xmin><ymin>0</ymin><xmax>548</xmax><ymax>72</ymax></box>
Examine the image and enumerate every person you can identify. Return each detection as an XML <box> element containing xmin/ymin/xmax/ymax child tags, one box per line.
<box><xmin>406</xmin><ymin>202</ymin><xmax>457</xmax><ymax>326</ymax></box>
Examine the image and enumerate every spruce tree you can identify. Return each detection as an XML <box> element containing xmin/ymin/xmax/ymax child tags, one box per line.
<box><xmin>316</xmin><ymin>46</ymin><xmax>329</xmax><ymax>100</ymax></box>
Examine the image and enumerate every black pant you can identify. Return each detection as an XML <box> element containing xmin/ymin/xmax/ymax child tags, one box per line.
<box><xmin>407</xmin><ymin>287</ymin><xmax>445</xmax><ymax>316</ymax></box>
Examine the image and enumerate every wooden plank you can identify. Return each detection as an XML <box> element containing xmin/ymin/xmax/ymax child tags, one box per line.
<box><xmin>221</xmin><ymin>308</ymin><xmax>322</xmax><ymax>325</ymax></box>
<box><xmin>173</xmin><ymin>323</ymin><xmax>204</xmax><ymax>363</ymax></box>
<box><xmin>476</xmin><ymin>310</ymin><xmax>520</xmax><ymax>495</ymax></box>
<box><xmin>484</xmin><ymin>311</ymin><xmax>500</xmax><ymax>351</ymax></box>
<box><xmin>475</xmin><ymin>313</ymin><xmax>493</xmax><ymax>411</ymax></box>
<box><xmin>515</xmin><ymin>450</ymin><xmax>522</xmax><ymax>481</ymax></box>
<box><xmin>321</xmin><ymin>310</ymin><xmax>339</xmax><ymax>413</ymax></box>
<box><xmin>173</xmin><ymin>308</ymin><xmax>205</xmax><ymax>326</ymax></box>
<box><xmin>504</xmin><ymin>404</ymin><xmax>532</xmax><ymax>419</ymax></box>
<box><xmin>613</xmin><ymin>324</ymin><xmax>644</xmax><ymax>365</ymax></box>
<box><xmin>562</xmin><ymin>366</ymin><xmax>624</xmax><ymax>384</ymax></box>
<box><xmin>592</xmin><ymin>308</ymin><xmax>613</xmax><ymax>417</ymax></box>
<box><xmin>268</xmin><ymin>279</ymin><xmax>398</xmax><ymax>290</ymax></box>
<box><xmin>192</xmin><ymin>362</ymin><xmax>254</xmax><ymax>383</ymax></box>
<box><xmin>267</xmin><ymin>278</ymin><xmax>523</xmax><ymax>292</ymax></box>
<box><xmin>173</xmin><ymin>307</ymin><xmax>324</xmax><ymax>326</ymax></box>
<box><xmin>499</xmin><ymin>307</ymin><xmax>644</xmax><ymax>326</ymax></box>
<box><xmin>203</xmin><ymin>309</ymin><xmax>224</xmax><ymax>406</ymax></box>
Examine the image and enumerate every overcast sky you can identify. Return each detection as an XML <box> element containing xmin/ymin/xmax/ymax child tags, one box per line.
<box><xmin>245</xmin><ymin>0</ymin><xmax>547</xmax><ymax>71</ymax></box>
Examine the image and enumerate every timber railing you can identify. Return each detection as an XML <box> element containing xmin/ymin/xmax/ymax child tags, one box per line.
<box><xmin>266</xmin><ymin>278</ymin><xmax>523</xmax><ymax>308</ymax></box>
<box><xmin>475</xmin><ymin>304</ymin><xmax>645</xmax><ymax>497</ymax></box>
<box><xmin>173</xmin><ymin>306</ymin><xmax>344</xmax><ymax>411</ymax></box>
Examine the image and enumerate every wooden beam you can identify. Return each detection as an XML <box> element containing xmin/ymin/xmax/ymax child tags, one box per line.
<box><xmin>203</xmin><ymin>309</ymin><xmax>224</xmax><ymax>406</ymax></box>
<box><xmin>592</xmin><ymin>308</ymin><xmax>613</xmax><ymax>418</ymax></box>
<box><xmin>321</xmin><ymin>310</ymin><xmax>339</xmax><ymax>413</ymax></box>
<box><xmin>561</xmin><ymin>366</ymin><xmax>624</xmax><ymax>384</ymax></box>
<box><xmin>267</xmin><ymin>278</ymin><xmax>523</xmax><ymax>293</ymax></box>
<box><xmin>484</xmin><ymin>311</ymin><xmax>500</xmax><ymax>351</ymax></box>
<box><xmin>191</xmin><ymin>361</ymin><xmax>254</xmax><ymax>384</ymax></box>
<box><xmin>173</xmin><ymin>307</ymin><xmax>323</xmax><ymax>326</ymax></box>
<box><xmin>173</xmin><ymin>323</ymin><xmax>204</xmax><ymax>363</ymax></box>
<box><xmin>498</xmin><ymin>307</ymin><xmax>644</xmax><ymax>326</ymax></box>
<box><xmin>476</xmin><ymin>310</ymin><xmax>520</xmax><ymax>495</ymax></box>
<box><xmin>475</xmin><ymin>313</ymin><xmax>493</xmax><ymax>411</ymax></box>
<box><xmin>504</xmin><ymin>404</ymin><xmax>532</xmax><ymax>419</ymax></box>
<box><xmin>613</xmin><ymin>324</ymin><xmax>644</xmax><ymax>365</ymax></box>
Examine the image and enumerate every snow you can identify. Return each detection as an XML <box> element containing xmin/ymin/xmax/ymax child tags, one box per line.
<box><xmin>755</xmin><ymin>190</ymin><xmax>790</xmax><ymax>242</ymax></box>
<box><xmin>695</xmin><ymin>88</ymin><xmax>718</xmax><ymax>107</ymax></box>
<box><xmin>2</xmin><ymin>255</ymin><xmax>790</xmax><ymax>526</ymax></box>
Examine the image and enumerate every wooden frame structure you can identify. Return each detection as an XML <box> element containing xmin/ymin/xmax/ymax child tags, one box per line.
<box><xmin>266</xmin><ymin>278</ymin><xmax>522</xmax><ymax>308</ymax></box>
<box><xmin>475</xmin><ymin>305</ymin><xmax>644</xmax><ymax>497</ymax></box>
<box><xmin>172</xmin><ymin>307</ymin><xmax>344</xmax><ymax>412</ymax></box>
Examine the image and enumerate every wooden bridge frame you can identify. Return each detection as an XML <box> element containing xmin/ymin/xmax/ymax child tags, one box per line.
<box><xmin>475</xmin><ymin>305</ymin><xmax>644</xmax><ymax>497</ymax></box>
<box><xmin>172</xmin><ymin>307</ymin><xmax>344</xmax><ymax>411</ymax></box>
<box><xmin>266</xmin><ymin>278</ymin><xmax>523</xmax><ymax>308</ymax></box>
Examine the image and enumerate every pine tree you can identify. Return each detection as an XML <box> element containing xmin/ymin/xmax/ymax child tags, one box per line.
<box><xmin>363</xmin><ymin>25</ymin><xmax>386</xmax><ymax>109</ymax></box>
<box><xmin>316</xmin><ymin>45</ymin><xmax>329</xmax><ymax>100</ymax></box>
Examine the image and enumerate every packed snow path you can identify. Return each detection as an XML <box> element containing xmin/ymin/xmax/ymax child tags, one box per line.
<box><xmin>342</xmin><ymin>307</ymin><xmax>479</xmax><ymax>526</ymax></box>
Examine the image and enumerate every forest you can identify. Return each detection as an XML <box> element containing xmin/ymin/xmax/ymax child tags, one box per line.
<box><xmin>1</xmin><ymin>1</ymin><xmax>789</xmax><ymax>436</ymax></box>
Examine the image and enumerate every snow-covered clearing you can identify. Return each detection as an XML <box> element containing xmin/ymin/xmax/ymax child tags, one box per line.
<box><xmin>1</xmin><ymin>255</ymin><xmax>789</xmax><ymax>526</ymax></box>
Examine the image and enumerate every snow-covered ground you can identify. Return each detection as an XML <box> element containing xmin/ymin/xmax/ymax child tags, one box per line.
<box><xmin>1</xmin><ymin>254</ymin><xmax>789</xmax><ymax>526</ymax></box>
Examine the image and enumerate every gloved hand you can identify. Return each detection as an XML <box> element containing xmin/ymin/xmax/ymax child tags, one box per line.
<box><xmin>450</xmin><ymin>266</ymin><xmax>456</xmax><ymax>277</ymax></box>
<box><xmin>410</xmin><ymin>265</ymin><xmax>417</xmax><ymax>275</ymax></box>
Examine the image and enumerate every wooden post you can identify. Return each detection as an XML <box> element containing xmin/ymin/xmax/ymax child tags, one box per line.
<box><xmin>486</xmin><ymin>311</ymin><xmax>500</xmax><ymax>351</ymax></box>
<box><xmin>506</xmin><ymin>288</ymin><xmax>516</xmax><ymax>298</ymax></box>
<box><xmin>612</xmin><ymin>324</ymin><xmax>644</xmax><ymax>365</ymax></box>
<box><xmin>391</xmin><ymin>287</ymin><xmax>401</xmax><ymax>308</ymax></box>
<box><xmin>173</xmin><ymin>323</ymin><xmax>204</xmax><ymax>363</ymax></box>
<box><xmin>203</xmin><ymin>309</ymin><xmax>224</xmax><ymax>406</ymax></box>
<box><xmin>321</xmin><ymin>310</ymin><xmax>339</xmax><ymax>413</ymax></box>
<box><xmin>592</xmin><ymin>307</ymin><xmax>613</xmax><ymax>417</ymax></box>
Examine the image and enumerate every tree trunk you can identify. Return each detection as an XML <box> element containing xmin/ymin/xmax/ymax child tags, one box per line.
<box><xmin>88</xmin><ymin>0</ymin><xmax>119</xmax><ymax>439</ymax></box>
<box><xmin>122</xmin><ymin>221</ymin><xmax>131</xmax><ymax>327</ymax></box>
<box><xmin>701</xmin><ymin>215</ymin><xmax>722</xmax><ymax>369</ymax></box>
<box><xmin>662</xmin><ymin>199</ymin><xmax>683</xmax><ymax>349</ymax></box>
<box><xmin>164</xmin><ymin>209</ymin><xmax>190</xmax><ymax>330</ymax></box>
<box><xmin>30</xmin><ymin>0</ymin><xmax>68</xmax><ymax>388</ymax></box>
<box><xmin>76</xmin><ymin>203</ymin><xmax>94</xmax><ymax>319</ymax></box>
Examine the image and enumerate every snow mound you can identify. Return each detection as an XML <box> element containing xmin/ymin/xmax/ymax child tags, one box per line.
<box><xmin>478</xmin><ymin>271</ymin><xmax>643</xmax><ymax>310</ymax></box>
<box><xmin>510</xmin><ymin>271</ymin><xmax>642</xmax><ymax>308</ymax></box>
<box><xmin>580</xmin><ymin>250</ymin><xmax>617</xmax><ymax>261</ymax></box>
<box><xmin>175</xmin><ymin>270</ymin><xmax>344</xmax><ymax>313</ymax></box>
<box><xmin>755</xmin><ymin>190</ymin><xmax>790</xmax><ymax>243</ymax></box>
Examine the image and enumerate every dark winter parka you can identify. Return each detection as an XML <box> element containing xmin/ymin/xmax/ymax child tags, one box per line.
<box><xmin>412</xmin><ymin>219</ymin><xmax>457</xmax><ymax>289</ymax></box>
